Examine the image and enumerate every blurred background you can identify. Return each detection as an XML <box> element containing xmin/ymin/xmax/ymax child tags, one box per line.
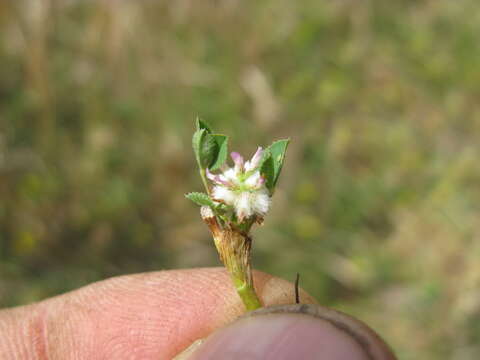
<box><xmin>1</xmin><ymin>0</ymin><xmax>480</xmax><ymax>358</ymax></box>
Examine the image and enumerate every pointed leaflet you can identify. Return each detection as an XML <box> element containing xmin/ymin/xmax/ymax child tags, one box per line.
<box><xmin>185</xmin><ymin>192</ymin><xmax>216</xmax><ymax>207</ymax></box>
<box><xmin>196</xmin><ymin>117</ymin><xmax>212</xmax><ymax>133</ymax></box>
<box><xmin>209</xmin><ymin>134</ymin><xmax>228</xmax><ymax>170</ymax></box>
<box><xmin>260</xmin><ymin>139</ymin><xmax>290</xmax><ymax>193</ymax></box>
<box><xmin>192</xmin><ymin>119</ymin><xmax>228</xmax><ymax>170</ymax></box>
<box><xmin>192</xmin><ymin>128</ymin><xmax>217</xmax><ymax>169</ymax></box>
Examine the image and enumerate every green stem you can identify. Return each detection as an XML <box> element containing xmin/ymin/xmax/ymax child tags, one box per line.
<box><xmin>217</xmin><ymin>230</ymin><xmax>262</xmax><ymax>311</ymax></box>
<box><xmin>199</xmin><ymin>168</ymin><xmax>210</xmax><ymax>196</ymax></box>
<box><xmin>234</xmin><ymin>278</ymin><xmax>262</xmax><ymax>311</ymax></box>
<box><xmin>201</xmin><ymin>208</ymin><xmax>263</xmax><ymax>312</ymax></box>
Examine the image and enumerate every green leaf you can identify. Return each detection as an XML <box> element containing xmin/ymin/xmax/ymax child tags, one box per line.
<box><xmin>261</xmin><ymin>139</ymin><xmax>290</xmax><ymax>193</ymax></box>
<box><xmin>192</xmin><ymin>129</ymin><xmax>217</xmax><ymax>169</ymax></box>
<box><xmin>260</xmin><ymin>154</ymin><xmax>275</xmax><ymax>191</ymax></box>
<box><xmin>196</xmin><ymin>117</ymin><xmax>212</xmax><ymax>133</ymax></box>
<box><xmin>270</xmin><ymin>139</ymin><xmax>289</xmax><ymax>170</ymax></box>
<box><xmin>185</xmin><ymin>192</ymin><xmax>216</xmax><ymax>207</ymax></box>
<box><xmin>193</xmin><ymin>119</ymin><xmax>229</xmax><ymax>172</ymax></box>
<box><xmin>257</xmin><ymin>147</ymin><xmax>272</xmax><ymax>171</ymax></box>
<box><xmin>200</xmin><ymin>134</ymin><xmax>217</xmax><ymax>168</ymax></box>
<box><xmin>192</xmin><ymin>128</ymin><xmax>206</xmax><ymax>167</ymax></box>
<box><xmin>209</xmin><ymin>134</ymin><xmax>228</xmax><ymax>170</ymax></box>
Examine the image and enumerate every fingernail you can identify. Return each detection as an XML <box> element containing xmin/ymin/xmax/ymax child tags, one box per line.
<box><xmin>177</xmin><ymin>304</ymin><xmax>396</xmax><ymax>360</ymax></box>
<box><xmin>173</xmin><ymin>339</ymin><xmax>205</xmax><ymax>360</ymax></box>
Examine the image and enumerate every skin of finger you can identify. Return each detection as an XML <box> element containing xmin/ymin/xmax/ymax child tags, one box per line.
<box><xmin>188</xmin><ymin>314</ymin><xmax>371</xmax><ymax>360</ymax></box>
<box><xmin>0</xmin><ymin>267</ymin><xmax>317</xmax><ymax>359</ymax></box>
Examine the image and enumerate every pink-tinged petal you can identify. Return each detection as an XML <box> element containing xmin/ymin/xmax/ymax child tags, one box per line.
<box><xmin>206</xmin><ymin>168</ymin><xmax>216</xmax><ymax>181</ymax></box>
<box><xmin>230</xmin><ymin>151</ymin><xmax>244</xmax><ymax>171</ymax></box>
<box><xmin>250</xmin><ymin>147</ymin><xmax>264</xmax><ymax>169</ymax></box>
<box><xmin>206</xmin><ymin>168</ymin><xmax>230</xmax><ymax>186</ymax></box>
<box><xmin>257</xmin><ymin>175</ymin><xmax>266</xmax><ymax>186</ymax></box>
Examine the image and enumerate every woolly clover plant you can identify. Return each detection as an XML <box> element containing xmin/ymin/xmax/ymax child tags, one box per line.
<box><xmin>186</xmin><ymin>119</ymin><xmax>289</xmax><ymax>310</ymax></box>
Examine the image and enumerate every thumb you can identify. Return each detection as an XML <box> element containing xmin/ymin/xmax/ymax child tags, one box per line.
<box><xmin>176</xmin><ymin>304</ymin><xmax>396</xmax><ymax>360</ymax></box>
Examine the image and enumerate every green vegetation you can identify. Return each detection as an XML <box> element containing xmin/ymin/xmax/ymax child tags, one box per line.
<box><xmin>1</xmin><ymin>1</ymin><xmax>480</xmax><ymax>358</ymax></box>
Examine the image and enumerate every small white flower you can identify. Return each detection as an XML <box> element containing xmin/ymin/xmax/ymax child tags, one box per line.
<box><xmin>206</xmin><ymin>147</ymin><xmax>270</xmax><ymax>222</ymax></box>
<box><xmin>235</xmin><ymin>192</ymin><xmax>252</xmax><ymax>220</ymax></box>
<box><xmin>251</xmin><ymin>188</ymin><xmax>270</xmax><ymax>214</ymax></box>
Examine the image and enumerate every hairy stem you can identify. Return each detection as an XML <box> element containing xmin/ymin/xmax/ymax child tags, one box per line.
<box><xmin>201</xmin><ymin>207</ymin><xmax>262</xmax><ymax>311</ymax></box>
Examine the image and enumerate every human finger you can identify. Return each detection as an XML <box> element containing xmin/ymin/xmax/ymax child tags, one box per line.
<box><xmin>0</xmin><ymin>267</ymin><xmax>316</xmax><ymax>359</ymax></box>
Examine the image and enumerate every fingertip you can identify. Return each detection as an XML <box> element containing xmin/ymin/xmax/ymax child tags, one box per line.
<box><xmin>180</xmin><ymin>313</ymin><xmax>369</xmax><ymax>360</ymax></box>
<box><xmin>176</xmin><ymin>304</ymin><xmax>396</xmax><ymax>360</ymax></box>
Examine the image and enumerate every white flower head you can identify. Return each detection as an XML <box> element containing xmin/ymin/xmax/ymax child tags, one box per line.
<box><xmin>207</xmin><ymin>147</ymin><xmax>270</xmax><ymax>222</ymax></box>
